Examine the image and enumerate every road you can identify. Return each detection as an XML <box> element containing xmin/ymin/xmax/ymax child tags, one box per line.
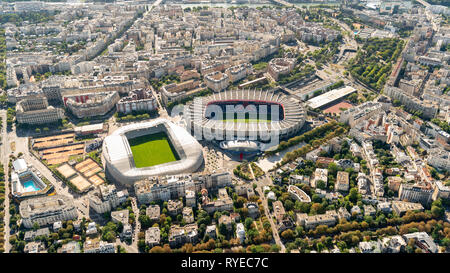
<box><xmin>255</xmin><ymin>175</ymin><xmax>286</xmax><ymax>253</ymax></box>
<box><xmin>415</xmin><ymin>0</ymin><xmax>431</xmax><ymax>8</ymax></box>
<box><xmin>130</xmin><ymin>197</ymin><xmax>140</xmax><ymax>252</ymax></box>
<box><xmin>149</xmin><ymin>85</ymin><xmax>168</xmax><ymax>118</ymax></box>
<box><xmin>270</xmin><ymin>0</ymin><xmax>294</xmax><ymax>7</ymax></box>
<box><xmin>1</xmin><ymin>110</ymin><xmax>11</xmax><ymax>253</ymax></box>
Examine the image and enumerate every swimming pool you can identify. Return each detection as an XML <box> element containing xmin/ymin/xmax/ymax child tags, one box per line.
<box><xmin>23</xmin><ymin>180</ymin><xmax>41</xmax><ymax>192</ymax></box>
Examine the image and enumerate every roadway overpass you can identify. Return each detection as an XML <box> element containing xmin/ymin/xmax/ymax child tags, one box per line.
<box><xmin>270</xmin><ymin>0</ymin><xmax>295</xmax><ymax>7</ymax></box>
<box><xmin>416</xmin><ymin>0</ymin><xmax>431</xmax><ymax>8</ymax></box>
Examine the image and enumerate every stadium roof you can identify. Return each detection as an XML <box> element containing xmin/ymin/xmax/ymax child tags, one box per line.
<box><xmin>306</xmin><ymin>86</ymin><xmax>356</xmax><ymax>109</ymax></box>
<box><xmin>103</xmin><ymin>118</ymin><xmax>203</xmax><ymax>185</ymax></box>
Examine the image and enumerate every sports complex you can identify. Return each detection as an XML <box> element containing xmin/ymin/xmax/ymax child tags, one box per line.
<box><xmin>102</xmin><ymin>119</ymin><xmax>204</xmax><ymax>185</ymax></box>
<box><xmin>184</xmin><ymin>89</ymin><xmax>306</xmax><ymax>146</ymax></box>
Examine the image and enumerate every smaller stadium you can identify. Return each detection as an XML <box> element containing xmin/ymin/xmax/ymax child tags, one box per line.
<box><xmin>103</xmin><ymin>119</ymin><xmax>203</xmax><ymax>185</ymax></box>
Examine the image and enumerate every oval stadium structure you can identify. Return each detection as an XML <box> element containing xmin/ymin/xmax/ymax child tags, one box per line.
<box><xmin>102</xmin><ymin>118</ymin><xmax>203</xmax><ymax>185</ymax></box>
<box><xmin>185</xmin><ymin>89</ymin><xmax>306</xmax><ymax>141</ymax></box>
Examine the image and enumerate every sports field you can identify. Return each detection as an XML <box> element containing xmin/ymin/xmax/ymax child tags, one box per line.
<box><xmin>128</xmin><ymin>132</ymin><xmax>180</xmax><ymax>168</ymax></box>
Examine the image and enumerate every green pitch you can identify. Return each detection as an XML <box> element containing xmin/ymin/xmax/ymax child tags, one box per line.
<box><xmin>128</xmin><ymin>132</ymin><xmax>180</xmax><ymax>168</ymax></box>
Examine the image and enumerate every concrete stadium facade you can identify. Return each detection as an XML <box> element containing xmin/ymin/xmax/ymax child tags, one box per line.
<box><xmin>184</xmin><ymin>89</ymin><xmax>306</xmax><ymax>144</ymax></box>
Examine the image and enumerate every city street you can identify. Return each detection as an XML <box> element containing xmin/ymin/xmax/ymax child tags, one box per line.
<box><xmin>255</xmin><ymin>177</ymin><xmax>286</xmax><ymax>253</ymax></box>
<box><xmin>1</xmin><ymin>110</ymin><xmax>11</xmax><ymax>253</ymax></box>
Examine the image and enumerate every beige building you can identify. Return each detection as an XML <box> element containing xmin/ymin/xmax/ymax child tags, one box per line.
<box><xmin>116</xmin><ymin>88</ymin><xmax>158</xmax><ymax>114</ymax></box>
<box><xmin>335</xmin><ymin>171</ymin><xmax>349</xmax><ymax>192</ymax></box>
<box><xmin>145</xmin><ymin>227</ymin><xmax>161</xmax><ymax>248</ymax></box>
<box><xmin>392</xmin><ymin>201</ymin><xmax>424</xmax><ymax>216</ymax></box>
<box><xmin>160</xmin><ymin>79</ymin><xmax>202</xmax><ymax>105</ymax></box>
<box><xmin>225</xmin><ymin>63</ymin><xmax>253</xmax><ymax>83</ymax></box>
<box><xmin>19</xmin><ymin>194</ymin><xmax>77</xmax><ymax>228</ymax></box>
<box><xmin>296</xmin><ymin>210</ymin><xmax>338</xmax><ymax>230</ymax></box>
<box><xmin>16</xmin><ymin>96</ymin><xmax>65</xmax><ymax>125</ymax></box>
<box><xmin>268</xmin><ymin>58</ymin><xmax>296</xmax><ymax>81</ymax></box>
<box><xmin>204</xmin><ymin>71</ymin><xmax>229</xmax><ymax>92</ymax></box>
<box><xmin>64</xmin><ymin>91</ymin><xmax>120</xmax><ymax>118</ymax></box>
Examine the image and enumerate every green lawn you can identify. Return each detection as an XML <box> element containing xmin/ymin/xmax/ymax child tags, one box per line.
<box><xmin>128</xmin><ymin>132</ymin><xmax>179</xmax><ymax>168</ymax></box>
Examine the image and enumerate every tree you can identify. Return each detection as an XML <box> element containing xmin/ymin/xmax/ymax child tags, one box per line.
<box><xmin>316</xmin><ymin>180</ymin><xmax>326</xmax><ymax>190</ymax></box>
<box><xmin>244</xmin><ymin>218</ymin><xmax>254</xmax><ymax>230</ymax></box>
<box><xmin>219</xmin><ymin>223</ymin><xmax>228</xmax><ymax>236</ymax></box>
<box><xmin>281</xmin><ymin>229</ymin><xmax>294</xmax><ymax>240</ymax></box>
<box><xmin>139</xmin><ymin>215</ymin><xmax>152</xmax><ymax>229</ymax></box>
<box><xmin>284</xmin><ymin>199</ymin><xmax>294</xmax><ymax>211</ymax></box>
<box><xmin>349</xmin><ymin>188</ymin><xmax>358</xmax><ymax>203</ymax></box>
<box><xmin>102</xmin><ymin>231</ymin><xmax>116</xmax><ymax>242</ymax></box>
<box><xmin>431</xmin><ymin>199</ymin><xmax>445</xmax><ymax>218</ymax></box>
<box><xmin>32</xmin><ymin>222</ymin><xmax>40</xmax><ymax>231</ymax></box>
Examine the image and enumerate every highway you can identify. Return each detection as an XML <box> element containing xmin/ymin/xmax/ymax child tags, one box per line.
<box><xmin>270</xmin><ymin>0</ymin><xmax>295</xmax><ymax>7</ymax></box>
<box><xmin>415</xmin><ymin>0</ymin><xmax>431</xmax><ymax>8</ymax></box>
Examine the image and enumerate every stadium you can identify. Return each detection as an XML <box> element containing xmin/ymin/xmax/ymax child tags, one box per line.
<box><xmin>184</xmin><ymin>89</ymin><xmax>306</xmax><ymax>147</ymax></box>
<box><xmin>102</xmin><ymin>119</ymin><xmax>204</xmax><ymax>185</ymax></box>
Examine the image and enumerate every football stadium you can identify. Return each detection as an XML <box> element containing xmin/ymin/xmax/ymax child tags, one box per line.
<box><xmin>102</xmin><ymin>119</ymin><xmax>203</xmax><ymax>185</ymax></box>
<box><xmin>184</xmin><ymin>89</ymin><xmax>306</xmax><ymax>143</ymax></box>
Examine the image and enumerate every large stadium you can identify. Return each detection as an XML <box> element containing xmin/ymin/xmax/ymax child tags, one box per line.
<box><xmin>184</xmin><ymin>89</ymin><xmax>306</xmax><ymax>145</ymax></box>
<box><xmin>102</xmin><ymin>119</ymin><xmax>204</xmax><ymax>185</ymax></box>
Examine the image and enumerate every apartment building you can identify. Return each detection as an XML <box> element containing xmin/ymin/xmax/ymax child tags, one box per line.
<box><xmin>392</xmin><ymin>201</ymin><xmax>424</xmax><ymax>216</ymax></box>
<box><xmin>399</xmin><ymin>183</ymin><xmax>433</xmax><ymax>205</ymax></box>
<box><xmin>296</xmin><ymin>210</ymin><xmax>338</xmax><ymax>230</ymax></box>
<box><xmin>167</xmin><ymin>199</ymin><xmax>183</xmax><ymax>216</ymax></box>
<box><xmin>160</xmin><ymin>79</ymin><xmax>202</xmax><ymax>105</ymax></box>
<box><xmin>268</xmin><ymin>58</ymin><xmax>296</xmax><ymax>81</ymax></box>
<box><xmin>427</xmin><ymin>148</ymin><xmax>450</xmax><ymax>171</ymax></box>
<box><xmin>19</xmin><ymin>194</ymin><xmax>77</xmax><ymax>228</ymax></box>
<box><xmin>116</xmin><ymin>88</ymin><xmax>158</xmax><ymax>114</ymax></box>
<box><xmin>16</xmin><ymin>96</ymin><xmax>65</xmax><ymax>125</ymax></box>
<box><xmin>63</xmin><ymin>91</ymin><xmax>120</xmax><ymax>118</ymax></box>
<box><xmin>201</xmin><ymin>188</ymin><xmax>233</xmax><ymax>214</ymax></box>
<box><xmin>204</xmin><ymin>71</ymin><xmax>229</xmax><ymax>92</ymax></box>
<box><xmin>432</xmin><ymin>181</ymin><xmax>450</xmax><ymax>201</ymax></box>
<box><xmin>225</xmin><ymin>63</ymin><xmax>253</xmax><ymax>83</ymax></box>
<box><xmin>89</xmin><ymin>184</ymin><xmax>129</xmax><ymax>214</ymax></box>
<box><xmin>313</xmin><ymin>168</ymin><xmax>328</xmax><ymax>188</ymax></box>
<box><xmin>384</xmin><ymin>86</ymin><xmax>438</xmax><ymax>119</ymax></box>
<box><xmin>146</xmin><ymin>205</ymin><xmax>160</xmax><ymax>221</ymax></box>
<box><xmin>134</xmin><ymin>172</ymin><xmax>231</xmax><ymax>204</ymax></box>
<box><xmin>182</xmin><ymin>207</ymin><xmax>195</xmax><ymax>224</ymax></box>
<box><xmin>335</xmin><ymin>171</ymin><xmax>350</xmax><ymax>192</ymax></box>
<box><xmin>185</xmin><ymin>189</ymin><xmax>196</xmax><ymax>207</ymax></box>
<box><xmin>83</xmin><ymin>239</ymin><xmax>115</xmax><ymax>253</ymax></box>
<box><xmin>145</xmin><ymin>227</ymin><xmax>161</xmax><ymax>248</ymax></box>
<box><xmin>168</xmin><ymin>224</ymin><xmax>199</xmax><ymax>248</ymax></box>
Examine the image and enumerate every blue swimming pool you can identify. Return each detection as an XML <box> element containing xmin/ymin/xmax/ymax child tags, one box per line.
<box><xmin>23</xmin><ymin>180</ymin><xmax>41</xmax><ymax>192</ymax></box>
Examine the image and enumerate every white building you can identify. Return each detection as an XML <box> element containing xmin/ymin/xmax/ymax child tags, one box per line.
<box><xmin>19</xmin><ymin>195</ymin><xmax>77</xmax><ymax>228</ymax></box>
<box><xmin>116</xmin><ymin>88</ymin><xmax>158</xmax><ymax>114</ymax></box>
<box><xmin>236</xmin><ymin>223</ymin><xmax>245</xmax><ymax>243</ymax></box>
<box><xmin>89</xmin><ymin>184</ymin><xmax>129</xmax><ymax>214</ymax></box>
<box><xmin>204</xmin><ymin>71</ymin><xmax>229</xmax><ymax>92</ymax></box>
<box><xmin>83</xmin><ymin>240</ymin><xmax>115</xmax><ymax>253</ymax></box>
